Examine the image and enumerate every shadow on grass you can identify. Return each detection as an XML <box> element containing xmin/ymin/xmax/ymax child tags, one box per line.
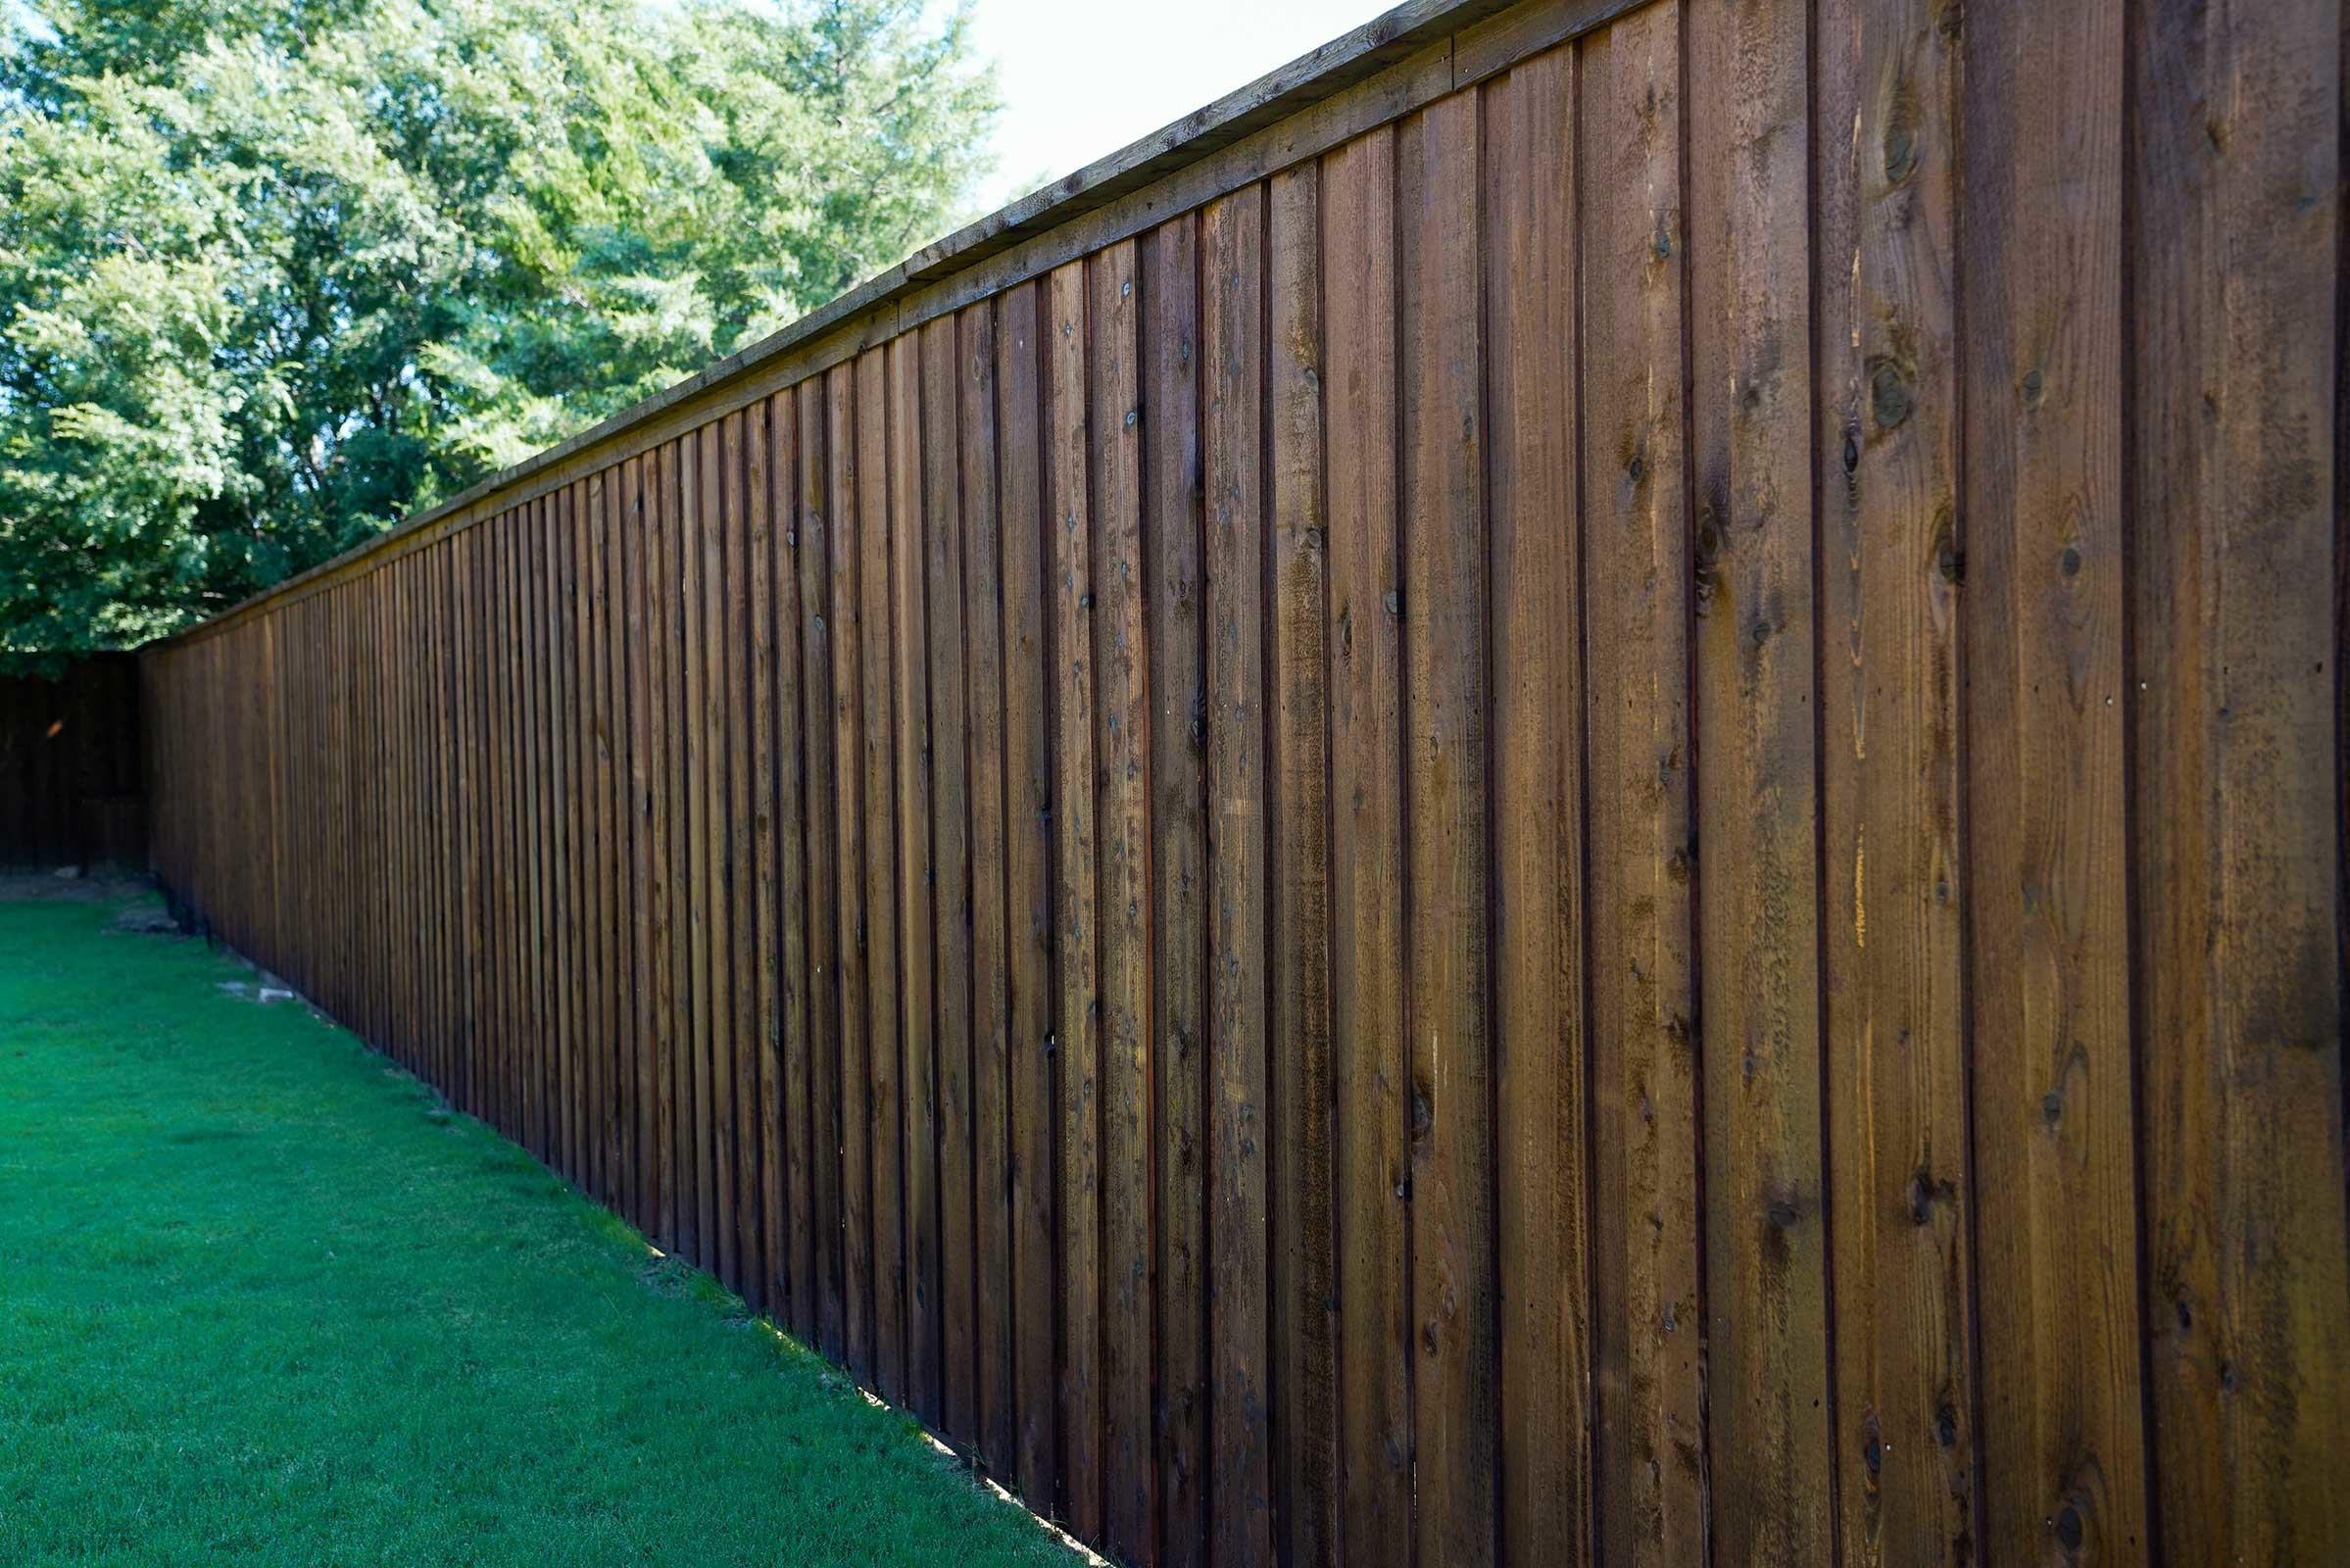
<box><xmin>0</xmin><ymin>891</ymin><xmax>1080</xmax><ymax>1568</ymax></box>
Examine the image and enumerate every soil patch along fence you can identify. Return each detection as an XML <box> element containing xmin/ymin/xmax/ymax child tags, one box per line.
<box><xmin>1</xmin><ymin>655</ymin><xmax>144</xmax><ymax>871</ymax></box>
<box><xmin>136</xmin><ymin>0</ymin><xmax>2350</xmax><ymax>1561</ymax></box>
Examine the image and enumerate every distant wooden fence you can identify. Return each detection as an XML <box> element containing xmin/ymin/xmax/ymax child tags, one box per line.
<box><xmin>1</xmin><ymin>656</ymin><xmax>143</xmax><ymax>871</ymax></box>
<box><xmin>139</xmin><ymin>0</ymin><xmax>2350</xmax><ymax>1561</ymax></box>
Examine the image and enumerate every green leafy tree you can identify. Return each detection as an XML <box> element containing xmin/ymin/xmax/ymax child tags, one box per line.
<box><xmin>0</xmin><ymin>0</ymin><xmax>995</xmax><ymax>658</ymax></box>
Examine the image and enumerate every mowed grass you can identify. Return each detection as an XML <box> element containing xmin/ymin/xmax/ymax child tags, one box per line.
<box><xmin>0</xmin><ymin>893</ymin><xmax>1077</xmax><ymax>1567</ymax></box>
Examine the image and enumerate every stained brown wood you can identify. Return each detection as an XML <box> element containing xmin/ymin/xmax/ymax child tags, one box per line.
<box><xmin>1576</xmin><ymin>12</ymin><xmax>1706</xmax><ymax>1565</ymax></box>
<box><xmin>1143</xmin><ymin>208</ymin><xmax>1207</xmax><ymax>1568</ymax></box>
<box><xmin>996</xmin><ymin>279</ymin><xmax>1060</xmax><ymax>1512</ymax></box>
<box><xmin>1046</xmin><ymin>255</ymin><xmax>1104</xmax><ymax>1544</ymax></box>
<box><xmin>1961</xmin><ymin>0</ymin><xmax>2152</xmax><ymax>1559</ymax></box>
<box><xmin>726</xmin><ymin>411</ymin><xmax>763</xmax><ymax>1302</ymax></box>
<box><xmin>828</xmin><ymin>361</ymin><xmax>873</xmax><ymax>1387</ymax></box>
<box><xmin>136</xmin><ymin>6</ymin><xmax>2350</xmax><ymax>1567</ymax></box>
<box><xmin>1263</xmin><ymin>161</ymin><xmax>1336</xmax><ymax>1568</ymax></box>
<box><xmin>1483</xmin><ymin>47</ymin><xmax>1591</xmax><ymax>1568</ymax></box>
<box><xmin>1203</xmin><ymin>180</ymin><xmax>1271</xmax><ymax>1568</ymax></box>
<box><xmin>1815</xmin><ymin>0</ymin><xmax>1978</xmax><ymax>1561</ymax></box>
<box><xmin>2130</xmin><ymin>1</ymin><xmax>2350</xmax><ymax>1560</ymax></box>
<box><xmin>1686</xmin><ymin>0</ymin><xmax>1835</xmax><ymax>1554</ymax></box>
<box><xmin>958</xmin><ymin>296</ymin><xmax>1019</xmax><ymax>1478</ymax></box>
<box><xmin>1088</xmin><ymin>235</ymin><xmax>1157</xmax><ymax>1568</ymax></box>
<box><xmin>1322</xmin><ymin>121</ymin><xmax>1409</xmax><ymax>1568</ymax></box>
<box><xmin>662</xmin><ymin>436</ymin><xmax>696</xmax><ymax>1257</ymax></box>
<box><xmin>1397</xmin><ymin>88</ymin><xmax>1498</xmax><ymax>1568</ymax></box>
<box><xmin>799</xmin><ymin>375</ymin><xmax>846</xmax><ymax>1360</ymax></box>
<box><xmin>921</xmin><ymin>315</ymin><xmax>978</xmax><ymax>1447</ymax></box>
<box><xmin>878</xmin><ymin>333</ymin><xmax>921</xmax><ymax>1410</ymax></box>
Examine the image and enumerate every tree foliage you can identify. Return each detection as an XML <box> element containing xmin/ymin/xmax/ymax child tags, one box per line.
<box><xmin>0</xmin><ymin>0</ymin><xmax>995</xmax><ymax>656</ymax></box>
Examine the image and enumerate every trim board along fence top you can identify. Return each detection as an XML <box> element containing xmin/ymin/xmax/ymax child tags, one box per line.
<box><xmin>141</xmin><ymin>0</ymin><xmax>2350</xmax><ymax>1564</ymax></box>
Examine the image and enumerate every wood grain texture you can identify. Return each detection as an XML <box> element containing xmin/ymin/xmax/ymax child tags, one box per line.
<box><xmin>1088</xmin><ymin>236</ymin><xmax>1157</xmax><ymax>1568</ymax></box>
<box><xmin>997</xmin><ymin>280</ymin><xmax>1061</xmax><ymax>1512</ymax></box>
<box><xmin>958</xmin><ymin>298</ymin><xmax>1019</xmax><ymax>1478</ymax></box>
<box><xmin>1046</xmin><ymin>257</ymin><xmax>1104</xmax><ymax>1544</ymax></box>
<box><xmin>886</xmin><ymin>330</ymin><xmax>935</xmax><ymax>1420</ymax></box>
<box><xmin>1322</xmin><ymin>122</ymin><xmax>1409</xmax><ymax>1568</ymax></box>
<box><xmin>860</xmin><ymin>345</ymin><xmax>906</xmax><ymax>1405</ymax></box>
<box><xmin>1397</xmin><ymin>87</ymin><xmax>1500</xmax><ymax>1568</ymax></box>
<box><xmin>1686</xmin><ymin>0</ymin><xmax>1835</xmax><ymax>1556</ymax></box>
<box><xmin>799</xmin><ymin>376</ymin><xmax>846</xmax><ymax>1360</ymax></box>
<box><xmin>1815</xmin><ymin>0</ymin><xmax>1979</xmax><ymax>1560</ymax></box>
<box><xmin>921</xmin><ymin>315</ymin><xmax>976</xmax><ymax>1446</ymax></box>
<box><xmin>1263</xmin><ymin>160</ymin><xmax>1337</xmax><ymax>1568</ymax></box>
<box><xmin>828</xmin><ymin>363</ymin><xmax>874</xmax><ymax>1387</ymax></box>
<box><xmin>2130</xmin><ymin>0</ymin><xmax>2350</xmax><ymax>1562</ymax></box>
<box><xmin>1144</xmin><ymin>209</ymin><xmax>1208</xmax><ymax>1568</ymax></box>
<box><xmin>1203</xmin><ymin>180</ymin><xmax>1272</xmax><ymax>1568</ymax></box>
<box><xmin>1961</xmin><ymin>0</ymin><xmax>2153</xmax><ymax>1558</ymax></box>
<box><xmin>1579</xmin><ymin>14</ymin><xmax>1707</xmax><ymax>1564</ymax></box>
<box><xmin>1483</xmin><ymin>47</ymin><xmax>1591</xmax><ymax>1568</ymax></box>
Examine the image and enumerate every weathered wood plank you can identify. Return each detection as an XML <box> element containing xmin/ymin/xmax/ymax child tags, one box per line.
<box><xmin>1089</xmin><ymin>236</ymin><xmax>1157</xmax><ymax>1568</ymax></box>
<box><xmin>762</xmin><ymin>391</ymin><xmax>804</xmax><ymax>1324</ymax></box>
<box><xmin>858</xmin><ymin>347</ymin><xmax>904</xmax><ymax>1399</ymax></box>
<box><xmin>1686</xmin><ymin>0</ymin><xmax>1835</xmax><ymax>1552</ymax></box>
<box><xmin>1575</xmin><ymin>16</ymin><xmax>1707</xmax><ymax>1564</ymax></box>
<box><xmin>1047</xmin><ymin>256</ymin><xmax>1105</xmax><ymax>1543</ymax></box>
<box><xmin>886</xmin><ymin>331</ymin><xmax>934</xmax><ymax>1418</ymax></box>
<box><xmin>1259</xmin><ymin>156</ymin><xmax>1335</xmax><ymax>1568</ymax></box>
<box><xmin>1814</xmin><ymin>0</ymin><xmax>1980</xmax><ymax>1559</ymax></box>
<box><xmin>829</xmin><ymin>362</ymin><xmax>874</xmax><ymax>1386</ymax></box>
<box><xmin>1143</xmin><ymin>208</ymin><xmax>1208</xmax><ymax>1568</ymax></box>
<box><xmin>1205</xmin><ymin>177</ymin><xmax>1273</xmax><ymax>1568</ymax></box>
<box><xmin>1483</xmin><ymin>44</ymin><xmax>1591</xmax><ymax>1568</ymax></box>
<box><xmin>1322</xmin><ymin>122</ymin><xmax>1408</xmax><ymax>1568</ymax></box>
<box><xmin>997</xmin><ymin>280</ymin><xmax>1061</xmax><ymax>1510</ymax></box>
<box><xmin>2130</xmin><ymin>0</ymin><xmax>2350</xmax><ymax>1560</ymax></box>
<box><xmin>1961</xmin><ymin>0</ymin><xmax>2153</xmax><ymax>1555</ymax></box>
<box><xmin>800</xmin><ymin>376</ymin><xmax>847</xmax><ymax>1358</ymax></box>
<box><xmin>1398</xmin><ymin>88</ymin><xmax>1498</xmax><ymax>1568</ymax></box>
<box><xmin>958</xmin><ymin>296</ymin><xmax>1019</xmax><ymax>1477</ymax></box>
<box><xmin>920</xmin><ymin>315</ymin><xmax>976</xmax><ymax>1445</ymax></box>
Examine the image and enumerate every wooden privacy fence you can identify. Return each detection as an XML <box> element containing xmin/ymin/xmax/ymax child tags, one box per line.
<box><xmin>140</xmin><ymin>0</ymin><xmax>2350</xmax><ymax>1561</ymax></box>
<box><xmin>1</xmin><ymin>656</ymin><xmax>143</xmax><ymax>871</ymax></box>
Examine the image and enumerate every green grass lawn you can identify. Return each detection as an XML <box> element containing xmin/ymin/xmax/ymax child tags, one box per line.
<box><xmin>0</xmin><ymin>890</ymin><xmax>1078</xmax><ymax>1567</ymax></box>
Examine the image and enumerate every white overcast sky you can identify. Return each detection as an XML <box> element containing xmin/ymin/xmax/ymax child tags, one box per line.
<box><xmin>960</xmin><ymin>0</ymin><xmax>1393</xmax><ymax>214</ymax></box>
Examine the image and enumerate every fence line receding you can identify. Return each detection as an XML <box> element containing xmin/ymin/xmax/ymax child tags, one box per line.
<box><xmin>139</xmin><ymin>0</ymin><xmax>2350</xmax><ymax>1562</ymax></box>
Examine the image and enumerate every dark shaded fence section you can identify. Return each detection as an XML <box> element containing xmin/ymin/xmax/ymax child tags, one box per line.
<box><xmin>1</xmin><ymin>656</ymin><xmax>143</xmax><ymax>871</ymax></box>
<box><xmin>140</xmin><ymin>0</ymin><xmax>2350</xmax><ymax>1562</ymax></box>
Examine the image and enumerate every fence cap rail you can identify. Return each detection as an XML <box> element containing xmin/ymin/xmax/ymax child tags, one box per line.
<box><xmin>142</xmin><ymin>0</ymin><xmax>1536</xmax><ymax>654</ymax></box>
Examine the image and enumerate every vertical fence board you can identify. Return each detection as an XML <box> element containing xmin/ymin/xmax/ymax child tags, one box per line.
<box><xmin>1961</xmin><ymin>0</ymin><xmax>2153</xmax><ymax>1558</ymax></box>
<box><xmin>921</xmin><ymin>322</ymin><xmax>972</xmax><ymax>1436</ymax></box>
<box><xmin>1484</xmin><ymin>46</ymin><xmax>1592</xmax><ymax>1568</ymax></box>
<box><xmin>2130</xmin><ymin>0</ymin><xmax>2350</xmax><ymax>1559</ymax></box>
<box><xmin>959</xmin><ymin>298</ymin><xmax>1019</xmax><ymax>1480</ymax></box>
<box><xmin>1686</xmin><ymin>0</ymin><xmax>1835</xmax><ymax>1556</ymax></box>
<box><xmin>1203</xmin><ymin>179</ymin><xmax>1272</xmax><ymax>1568</ymax></box>
<box><xmin>1144</xmin><ymin>209</ymin><xmax>1208</xmax><ymax>1568</ymax></box>
<box><xmin>997</xmin><ymin>279</ymin><xmax>1062</xmax><ymax>1512</ymax></box>
<box><xmin>881</xmin><ymin>337</ymin><xmax>925</xmax><ymax>1410</ymax></box>
<box><xmin>1323</xmin><ymin>122</ymin><xmax>1410</xmax><ymax>1568</ymax></box>
<box><xmin>1264</xmin><ymin>162</ymin><xmax>1337</xmax><ymax>1568</ymax></box>
<box><xmin>1573</xmin><ymin>23</ymin><xmax>1712</xmax><ymax>1519</ymax></box>
<box><xmin>1815</xmin><ymin>0</ymin><xmax>1979</xmax><ymax>1560</ymax></box>
<box><xmin>1397</xmin><ymin>87</ymin><xmax>1500</xmax><ymax>1568</ymax></box>
<box><xmin>1047</xmin><ymin>255</ymin><xmax>1105</xmax><ymax>1544</ymax></box>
